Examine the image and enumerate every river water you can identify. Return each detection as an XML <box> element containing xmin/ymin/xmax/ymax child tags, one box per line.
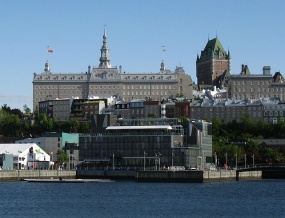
<box><xmin>0</xmin><ymin>180</ymin><xmax>284</xmax><ymax>218</ymax></box>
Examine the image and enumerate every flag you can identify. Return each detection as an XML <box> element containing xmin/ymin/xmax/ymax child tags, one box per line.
<box><xmin>48</xmin><ymin>49</ymin><xmax>53</xmax><ymax>53</ymax></box>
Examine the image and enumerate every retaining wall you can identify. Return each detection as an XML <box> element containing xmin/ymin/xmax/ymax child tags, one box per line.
<box><xmin>0</xmin><ymin>170</ymin><xmax>76</xmax><ymax>181</ymax></box>
<box><xmin>204</xmin><ymin>170</ymin><xmax>262</xmax><ymax>182</ymax></box>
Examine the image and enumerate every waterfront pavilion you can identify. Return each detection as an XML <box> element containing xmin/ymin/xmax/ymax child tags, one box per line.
<box><xmin>78</xmin><ymin>117</ymin><xmax>212</xmax><ymax>170</ymax></box>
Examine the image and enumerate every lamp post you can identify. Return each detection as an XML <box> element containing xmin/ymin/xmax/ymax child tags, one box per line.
<box><xmin>244</xmin><ymin>153</ymin><xmax>247</xmax><ymax>169</ymax></box>
<box><xmin>17</xmin><ymin>150</ymin><xmax>22</xmax><ymax>180</ymax></box>
<box><xmin>172</xmin><ymin>151</ymin><xmax>174</xmax><ymax>168</ymax></box>
<box><xmin>158</xmin><ymin>153</ymin><xmax>161</xmax><ymax>170</ymax></box>
<box><xmin>18</xmin><ymin>150</ymin><xmax>22</xmax><ymax>170</ymax></box>
<box><xmin>112</xmin><ymin>153</ymin><xmax>115</xmax><ymax>170</ymax></box>
<box><xmin>32</xmin><ymin>153</ymin><xmax>34</xmax><ymax>170</ymax></box>
<box><xmin>225</xmin><ymin>153</ymin><xmax>228</xmax><ymax>170</ymax></box>
<box><xmin>68</xmin><ymin>152</ymin><xmax>70</xmax><ymax>170</ymax></box>
<box><xmin>213</xmin><ymin>152</ymin><xmax>217</xmax><ymax>168</ymax></box>
<box><xmin>235</xmin><ymin>153</ymin><xmax>238</xmax><ymax>170</ymax></box>
<box><xmin>143</xmin><ymin>151</ymin><xmax>146</xmax><ymax>171</ymax></box>
<box><xmin>252</xmin><ymin>154</ymin><xmax>255</xmax><ymax>168</ymax></box>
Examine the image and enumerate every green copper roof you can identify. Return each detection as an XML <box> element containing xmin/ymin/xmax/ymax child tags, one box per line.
<box><xmin>198</xmin><ymin>37</ymin><xmax>229</xmax><ymax>60</ymax></box>
<box><xmin>206</xmin><ymin>38</ymin><xmax>226</xmax><ymax>57</ymax></box>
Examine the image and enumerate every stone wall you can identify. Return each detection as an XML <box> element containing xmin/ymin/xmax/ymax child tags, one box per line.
<box><xmin>0</xmin><ymin>170</ymin><xmax>76</xmax><ymax>181</ymax></box>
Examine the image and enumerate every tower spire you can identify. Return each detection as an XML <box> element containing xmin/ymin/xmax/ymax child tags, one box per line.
<box><xmin>99</xmin><ymin>26</ymin><xmax>112</xmax><ymax>68</ymax></box>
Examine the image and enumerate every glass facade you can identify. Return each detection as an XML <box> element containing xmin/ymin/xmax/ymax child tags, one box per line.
<box><xmin>79</xmin><ymin>118</ymin><xmax>212</xmax><ymax>170</ymax></box>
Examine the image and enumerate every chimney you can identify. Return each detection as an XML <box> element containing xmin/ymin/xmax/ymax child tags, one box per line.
<box><xmin>263</xmin><ymin>66</ymin><xmax>271</xmax><ymax>75</ymax></box>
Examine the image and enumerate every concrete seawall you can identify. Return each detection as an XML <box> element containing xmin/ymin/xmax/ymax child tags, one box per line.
<box><xmin>136</xmin><ymin>170</ymin><xmax>203</xmax><ymax>183</ymax></box>
<box><xmin>1</xmin><ymin>169</ymin><xmax>263</xmax><ymax>182</ymax></box>
<box><xmin>204</xmin><ymin>170</ymin><xmax>262</xmax><ymax>182</ymax></box>
<box><xmin>0</xmin><ymin>170</ymin><xmax>76</xmax><ymax>182</ymax></box>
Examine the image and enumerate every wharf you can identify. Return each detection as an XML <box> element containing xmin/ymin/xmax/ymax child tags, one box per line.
<box><xmin>24</xmin><ymin>178</ymin><xmax>113</xmax><ymax>183</ymax></box>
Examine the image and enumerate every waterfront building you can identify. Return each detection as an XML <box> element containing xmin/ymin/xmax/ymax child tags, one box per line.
<box><xmin>0</xmin><ymin>143</ymin><xmax>50</xmax><ymax>170</ymax></box>
<box><xmin>79</xmin><ymin>116</ymin><xmax>212</xmax><ymax>170</ymax></box>
<box><xmin>33</xmin><ymin>30</ymin><xmax>193</xmax><ymax>112</ymax></box>
<box><xmin>196</xmin><ymin>37</ymin><xmax>231</xmax><ymax>89</ymax></box>
<box><xmin>16</xmin><ymin>132</ymin><xmax>79</xmax><ymax>163</ymax></box>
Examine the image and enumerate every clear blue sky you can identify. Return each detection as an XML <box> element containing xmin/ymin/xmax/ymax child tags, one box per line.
<box><xmin>0</xmin><ymin>0</ymin><xmax>284</xmax><ymax>111</ymax></box>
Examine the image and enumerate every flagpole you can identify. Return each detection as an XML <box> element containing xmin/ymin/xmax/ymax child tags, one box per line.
<box><xmin>162</xmin><ymin>46</ymin><xmax>166</xmax><ymax>61</ymax></box>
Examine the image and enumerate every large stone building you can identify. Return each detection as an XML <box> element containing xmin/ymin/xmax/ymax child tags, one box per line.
<box><xmin>196</xmin><ymin>37</ymin><xmax>231</xmax><ymax>89</ymax></box>
<box><xmin>228</xmin><ymin>65</ymin><xmax>285</xmax><ymax>101</ymax></box>
<box><xmin>33</xmin><ymin>30</ymin><xmax>193</xmax><ymax>112</ymax></box>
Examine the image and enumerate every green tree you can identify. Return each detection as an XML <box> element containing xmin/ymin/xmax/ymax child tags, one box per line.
<box><xmin>0</xmin><ymin>110</ymin><xmax>22</xmax><ymax>137</ymax></box>
<box><xmin>23</xmin><ymin>104</ymin><xmax>31</xmax><ymax>114</ymax></box>
<box><xmin>56</xmin><ymin>149</ymin><xmax>68</xmax><ymax>168</ymax></box>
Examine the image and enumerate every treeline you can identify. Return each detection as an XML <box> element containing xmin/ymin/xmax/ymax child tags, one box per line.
<box><xmin>212</xmin><ymin>114</ymin><xmax>285</xmax><ymax>167</ymax></box>
<box><xmin>0</xmin><ymin>105</ymin><xmax>90</xmax><ymax>138</ymax></box>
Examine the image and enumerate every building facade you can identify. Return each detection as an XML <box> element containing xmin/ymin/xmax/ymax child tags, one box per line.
<box><xmin>190</xmin><ymin>97</ymin><xmax>285</xmax><ymax>124</ymax></box>
<box><xmin>16</xmin><ymin>132</ymin><xmax>79</xmax><ymax>163</ymax></box>
<box><xmin>33</xmin><ymin>30</ymin><xmax>193</xmax><ymax>112</ymax></box>
<box><xmin>196</xmin><ymin>37</ymin><xmax>231</xmax><ymax>89</ymax></box>
<box><xmin>78</xmin><ymin>117</ymin><xmax>212</xmax><ymax>170</ymax></box>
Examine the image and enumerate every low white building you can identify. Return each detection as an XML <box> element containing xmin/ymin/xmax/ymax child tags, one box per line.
<box><xmin>0</xmin><ymin>143</ymin><xmax>51</xmax><ymax>170</ymax></box>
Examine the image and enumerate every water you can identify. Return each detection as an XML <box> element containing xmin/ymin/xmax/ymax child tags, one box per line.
<box><xmin>0</xmin><ymin>180</ymin><xmax>284</xmax><ymax>218</ymax></box>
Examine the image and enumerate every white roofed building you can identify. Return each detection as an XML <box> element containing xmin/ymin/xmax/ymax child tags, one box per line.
<box><xmin>0</xmin><ymin>143</ymin><xmax>51</xmax><ymax>170</ymax></box>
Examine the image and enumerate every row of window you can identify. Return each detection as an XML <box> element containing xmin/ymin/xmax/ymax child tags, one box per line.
<box><xmin>193</xmin><ymin>107</ymin><xmax>261</xmax><ymax>112</ymax></box>
<box><xmin>264</xmin><ymin>111</ymin><xmax>284</xmax><ymax>116</ymax></box>
<box><xmin>234</xmin><ymin>87</ymin><xmax>283</xmax><ymax>93</ymax></box>
<box><xmin>124</xmin><ymin>85</ymin><xmax>174</xmax><ymax>90</ymax></box>
<box><xmin>122</xmin><ymin>91</ymin><xmax>172</xmax><ymax>96</ymax></box>
<box><xmin>194</xmin><ymin>112</ymin><xmax>262</xmax><ymax>118</ymax></box>
<box><xmin>35</xmin><ymin>84</ymin><xmax>177</xmax><ymax>90</ymax></box>
<box><xmin>233</xmin><ymin>80</ymin><xmax>271</xmax><ymax>85</ymax></box>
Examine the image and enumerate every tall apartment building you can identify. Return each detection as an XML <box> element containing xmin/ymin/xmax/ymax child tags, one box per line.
<box><xmin>196</xmin><ymin>37</ymin><xmax>231</xmax><ymax>89</ymax></box>
<box><xmin>33</xmin><ymin>30</ymin><xmax>193</xmax><ymax>112</ymax></box>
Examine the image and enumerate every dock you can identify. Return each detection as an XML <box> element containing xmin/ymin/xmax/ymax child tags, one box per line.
<box><xmin>24</xmin><ymin>178</ymin><xmax>114</xmax><ymax>183</ymax></box>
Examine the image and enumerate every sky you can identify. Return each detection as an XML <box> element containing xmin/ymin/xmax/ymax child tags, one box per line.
<box><xmin>0</xmin><ymin>0</ymin><xmax>284</xmax><ymax>111</ymax></box>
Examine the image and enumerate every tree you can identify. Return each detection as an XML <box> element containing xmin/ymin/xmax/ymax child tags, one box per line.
<box><xmin>0</xmin><ymin>110</ymin><xmax>22</xmax><ymax>136</ymax></box>
<box><xmin>23</xmin><ymin>104</ymin><xmax>31</xmax><ymax>114</ymax></box>
<box><xmin>1</xmin><ymin>104</ymin><xmax>11</xmax><ymax>113</ymax></box>
<box><xmin>56</xmin><ymin>149</ymin><xmax>68</xmax><ymax>169</ymax></box>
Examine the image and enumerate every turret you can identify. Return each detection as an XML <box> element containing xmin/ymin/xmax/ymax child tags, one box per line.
<box><xmin>160</xmin><ymin>60</ymin><xmax>165</xmax><ymax>71</ymax></box>
<box><xmin>44</xmin><ymin>61</ymin><xmax>50</xmax><ymax>73</ymax></box>
<box><xmin>99</xmin><ymin>28</ymin><xmax>112</xmax><ymax>68</ymax></box>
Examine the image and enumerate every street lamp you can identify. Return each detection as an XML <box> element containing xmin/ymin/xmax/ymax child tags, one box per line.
<box><xmin>252</xmin><ymin>154</ymin><xmax>255</xmax><ymax>168</ymax></box>
<box><xmin>18</xmin><ymin>150</ymin><xmax>22</xmax><ymax>170</ymax></box>
<box><xmin>158</xmin><ymin>153</ymin><xmax>161</xmax><ymax>170</ymax></box>
<box><xmin>144</xmin><ymin>151</ymin><xmax>147</xmax><ymax>171</ymax></box>
<box><xmin>225</xmin><ymin>153</ymin><xmax>228</xmax><ymax>170</ymax></box>
<box><xmin>213</xmin><ymin>152</ymin><xmax>217</xmax><ymax>168</ymax></box>
<box><xmin>235</xmin><ymin>153</ymin><xmax>238</xmax><ymax>170</ymax></box>
<box><xmin>172</xmin><ymin>151</ymin><xmax>174</xmax><ymax>168</ymax></box>
<box><xmin>244</xmin><ymin>153</ymin><xmax>247</xmax><ymax>169</ymax></box>
<box><xmin>112</xmin><ymin>153</ymin><xmax>115</xmax><ymax>170</ymax></box>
